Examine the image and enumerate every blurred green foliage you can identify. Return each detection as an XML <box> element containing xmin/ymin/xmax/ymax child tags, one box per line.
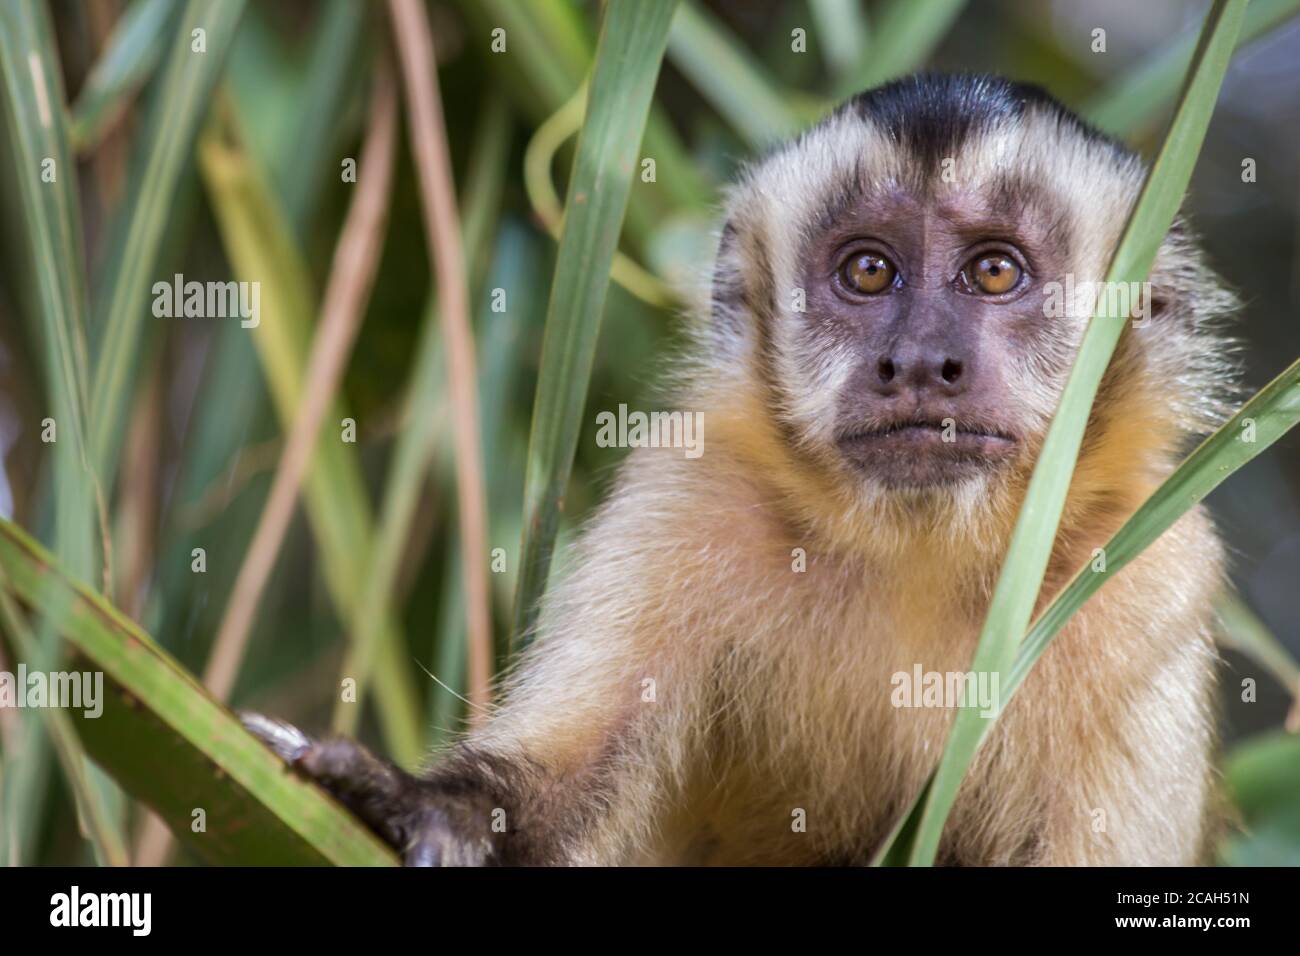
<box><xmin>0</xmin><ymin>0</ymin><xmax>1296</xmax><ymax>866</ymax></box>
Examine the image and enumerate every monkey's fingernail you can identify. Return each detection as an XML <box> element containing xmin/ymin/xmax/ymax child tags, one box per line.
<box><xmin>239</xmin><ymin>711</ymin><xmax>312</xmax><ymax>762</ymax></box>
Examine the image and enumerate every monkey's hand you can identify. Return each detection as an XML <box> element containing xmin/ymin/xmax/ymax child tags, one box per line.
<box><xmin>240</xmin><ymin>712</ymin><xmax>500</xmax><ymax>866</ymax></box>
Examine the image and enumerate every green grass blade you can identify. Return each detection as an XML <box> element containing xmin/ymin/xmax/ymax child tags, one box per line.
<box><xmin>523</xmin><ymin>81</ymin><xmax>678</xmax><ymax>307</ymax></box>
<box><xmin>457</xmin><ymin>0</ymin><xmax>711</xmax><ymax>229</ymax></box>
<box><xmin>0</xmin><ymin>0</ymin><xmax>124</xmax><ymax>865</ymax></box>
<box><xmin>420</xmin><ymin>222</ymin><xmax>543</xmax><ymax>745</ymax></box>
<box><xmin>0</xmin><ymin>0</ymin><xmax>93</xmax><ymax>509</ymax></box>
<box><xmin>277</xmin><ymin>0</ymin><xmax>368</xmax><ymax>235</ymax></box>
<box><xmin>439</xmin><ymin>223</ymin><xmax>542</xmax><ymax>698</ymax></box>
<box><xmin>464</xmin><ymin>0</ymin><xmax>588</xmax><ymax>112</ymax></box>
<box><xmin>147</xmin><ymin>0</ymin><xmax>364</xmax><ymax>676</ymax></box>
<box><xmin>333</xmin><ymin>93</ymin><xmax>511</xmax><ymax>736</ymax></box>
<box><xmin>1216</xmin><ymin>591</ymin><xmax>1300</xmax><ymax>725</ymax></box>
<box><xmin>69</xmin><ymin>0</ymin><xmax>177</xmax><ymax>153</ymax></box>
<box><xmin>331</xmin><ymin>293</ymin><xmax>445</xmax><ymax>739</ymax></box>
<box><xmin>0</xmin><ymin>580</ymin><xmax>128</xmax><ymax>865</ymax></box>
<box><xmin>1084</xmin><ymin>0</ymin><xmax>1300</xmax><ymax>136</ymax></box>
<box><xmin>868</xmin><ymin>777</ymin><xmax>929</xmax><ymax>867</ymax></box>
<box><xmin>0</xmin><ymin>519</ymin><xmax>397</xmax><ymax>866</ymax></box>
<box><xmin>88</xmin><ymin>0</ymin><xmax>247</xmax><ymax>487</ymax></box>
<box><xmin>1225</xmin><ymin>732</ymin><xmax>1300</xmax><ymax>817</ymax></box>
<box><xmin>471</xmin><ymin>225</ymin><xmax>539</xmax><ymax>661</ymax></box>
<box><xmin>428</xmin><ymin>543</ymin><xmax>469</xmax><ymax>743</ymax></box>
<box><xmin>837</xmin><ymin>0</ymin><xmax>965</xmax><ymax>96</ymax></box>
<box><xmin>456</xmin><ymin>0</ymin><xmax>714</xmax><ymax>296</ymax></box>
<box><xmin>905</xmin><ymin>0</ymin><xmax>1248</xmax><ymax>867</ymax></box>
<box><xmin>197</xmin><ymin>96</ymin><xmax>424</xmax><ymax>767</ymax></box>
<box><xmin>810</xmin><ymin>0</ymin><xmax>870</xmax><ymax>85</ymax></box>
<box><xmin>510</xmin><ymin>0</ymin><xmax>680</xmax><ymax>650</ymax></box>
<box><xmin>667</xmin><ymin>2</ymin><xmax>802</xmax><ymax>147</ymax></box>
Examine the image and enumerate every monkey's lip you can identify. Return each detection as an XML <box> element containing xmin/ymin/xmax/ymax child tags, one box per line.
<box><xmin>836</xmin><ymin>421</ymin><xmax>1017</xmax><ymax>480</ymax></box>
<box><xmin>838</xmin><ymin>421</ymin><xmax>1017</xmax><ymax>450</ymax></box>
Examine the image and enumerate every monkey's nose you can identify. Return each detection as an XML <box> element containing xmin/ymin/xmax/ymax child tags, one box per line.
<box><xmin>872</xmin><ymin>349</ymin><xmax>968</xmax><ymax>396</ymax></box>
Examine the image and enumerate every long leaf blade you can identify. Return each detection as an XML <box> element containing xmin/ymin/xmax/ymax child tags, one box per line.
<box><xmin>89</xmin><ymin>0</ymin><xmax>247</xmax><ymax>485</ymax></box>
<box><xmin>0</xmin><ymin>519</ymin><xmax>396</xmax><ymax>866</ymax></box>
<box><xmin>667</xmin><ymin>1</ymin><xmax>802</xmax><ymax>147</ymax></box>
<box><xmin>1084</xmin><ymin>0</ymin><xmax>1300</xmax><ymax>136</ymax></box>
<box><xmin>837</xmin><ymin>0</ymin><xmax>965</xmax><ymax>96</ymax></box>
<box><xmin>511</xmin><ymin>0</ymin><xmax>680</xmax><ymax>648</ymax></box>
<box><xmin>69</xmin><ymin>0</ymin><xmax>178</xmax><ymax>152</ymax></box>
<box><xmin>0</xmin><ymin>0</ymin><xmax>118</xmax><ymax>865</ymax></box>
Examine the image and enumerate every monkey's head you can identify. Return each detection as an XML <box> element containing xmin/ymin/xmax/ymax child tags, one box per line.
<box><xmin>707</xmin><ymin>73</ymin><xmax>1237</xmax><ymax>551</ymax></box>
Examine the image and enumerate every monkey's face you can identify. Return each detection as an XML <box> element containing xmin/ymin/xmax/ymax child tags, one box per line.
<box><xmin>803</xmin><ymin>182</ymin><xmax>1066</xmax><ymax>489</ymax></box>
<box><xmin>713</xmin><ymin>75</ymin><xmax>1166</xmax><ymax>503</ymax></box>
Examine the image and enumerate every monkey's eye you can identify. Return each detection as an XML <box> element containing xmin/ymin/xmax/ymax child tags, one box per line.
<box><xmin>839</xmin><ymin>253</ymin><xmax>897</xmax><ymax>295</ymax></box>
<box><xmin>964</xmin><ymin>254</ymin><xmax>1022</xmax><ymax>295</ymax></box>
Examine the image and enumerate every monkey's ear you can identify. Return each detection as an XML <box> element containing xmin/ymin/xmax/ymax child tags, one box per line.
<box><xmin>1144</xmin><ymin>218</ymin><xmax>1208</xmax><ymax>328</ymax></box>
<box><xmin>709</xmin><ymin>219</ymin><xmax>748</xmax><ymax>348</ymax></box>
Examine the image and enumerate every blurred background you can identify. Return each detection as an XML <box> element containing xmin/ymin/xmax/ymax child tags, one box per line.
<box><xmin>0</xmin><ymin>0</ymin><xmax>1296</xmax><ymax>865</ymax></box>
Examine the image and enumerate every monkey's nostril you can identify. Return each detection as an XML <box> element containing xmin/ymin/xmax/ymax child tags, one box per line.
<box><xmin>941</xmin><ymin>359</ymin><xmax>962</xmax><ymax>384</ymax></box>
<box><xmin>877</xmin><ymin>358</ymin><xmax>895</xmax><ymax>384</ymax></box>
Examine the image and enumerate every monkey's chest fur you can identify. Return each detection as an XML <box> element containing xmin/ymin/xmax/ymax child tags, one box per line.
<box><xmin>595</xmin><ymin>460</ymin><xmax>1218</xmax><ymax>867</ymax></box>
<box><xmin>641</xmin><ymin>562</ymin><xmax>1018</xmax><ymax>865</ymax></box>
<box><xmin>523</xmin><ymin>439</ymin><xmax>1220</xmax><ymax>866</ymax></box>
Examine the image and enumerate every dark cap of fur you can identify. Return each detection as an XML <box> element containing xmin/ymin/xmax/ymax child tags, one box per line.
<box><xmin>840</xmin><ymin>72</ymin><xmax>1129</xmax><ymax>169</ymax></box>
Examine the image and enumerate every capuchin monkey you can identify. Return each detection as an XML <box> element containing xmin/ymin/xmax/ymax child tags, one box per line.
<box><xmin>245</xmin><ymin>74</ymin><xmax>1239</xmax><ymax>865</ymax></box>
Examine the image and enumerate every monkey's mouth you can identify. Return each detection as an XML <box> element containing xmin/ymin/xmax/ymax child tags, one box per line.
<box><xmin>835</xmin><ymin>419</ymin><xmax>1017</xmax><ymax>486</ymax></box>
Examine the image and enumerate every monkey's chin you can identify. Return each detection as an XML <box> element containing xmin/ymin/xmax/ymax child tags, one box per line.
<box><xmin>836</xmin><ymin>425</ymin><xmax>1016</xmax><ymax>489</ymax></box>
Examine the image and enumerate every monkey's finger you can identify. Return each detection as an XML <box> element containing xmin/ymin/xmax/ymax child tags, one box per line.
<box><xmin>239</xmin><ymin>711</ymin><xmax>313</xmax><ymax>762</ymax></box>
<box><xmin>295</xmin><ymin>737</ymin><xmax>407</xmax><ymax>799</ymax></box>
<box><xmin>240</xmin><ymin>712</ymin><xmax>413</xmax><ymax>848</ymax></box>
<box><xmin>294</xmin><ymin>738</ymin><xmax>421</xmax><ymax>848</ymax></box>
<box><xmin>240</xmin><ymin>714</ymin><xmax>448</xmax><ymax>856</ymax></box>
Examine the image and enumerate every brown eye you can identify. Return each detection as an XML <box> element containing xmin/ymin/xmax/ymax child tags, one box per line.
<box><xmin>840</xmin><ymin>252</ymin><xmax>896</xmax><ymax>294</ymax></box>
<box><xmin>965</xmin><ymin>254</ymin><xmax>1021</xmax><ymax>295</ymax></box>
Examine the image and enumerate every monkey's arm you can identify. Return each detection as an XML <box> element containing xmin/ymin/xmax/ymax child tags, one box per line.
<box><xmin>247</xmin><ymin>454</ymin><xmax>724</xmax><ymax>865</ymax></box>
<box><xmin>241</xmin><ymin>708</ymin><xmax>620</xmax><ymax>866</ymax></box>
